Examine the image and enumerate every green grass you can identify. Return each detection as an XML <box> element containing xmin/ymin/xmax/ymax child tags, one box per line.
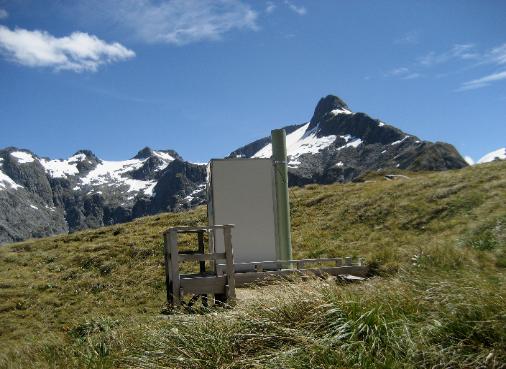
<box><xmin>1</xmin><ymin>161</ymin><xmax>505</xmax><ymax>368</ymax></box>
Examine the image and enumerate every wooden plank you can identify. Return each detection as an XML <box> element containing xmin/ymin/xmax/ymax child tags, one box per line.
<box><xmin>223</xmin><ymin>225</ymin><xmax>236</xmax><ymax>305</ymax></box>
<box><xmin>168</xmin><ymin>230</ymin><xmax>181</xmax><ymax>306</ymax></box>
<box><xmin>180</xmin><ymin>276</ymin><xmax>226</xmax><ymax>295</ymax></box>
<box><xmin>313</xmin><ymin>266</ymin><xmax>367</xmax><ymax>278</ymax></box>
<box><xmin>291</xmin><ymin>258</ymin><xmax>344</xmax><ymax>264</ymax></box>
<box><xmin>165</xmin><ymin>224</ymin><xmax>235</xmax><ymax>234</ymax></box>
<box><xmin>234</xmin><ymin>266</ymin><xmax>368</xmax><ymax>287</ymax></box>
<box><xmin>345</xmin><ymin>257</ymin><xmax>353</xmax><ymax>266</ymax></box>
<box><xmin>231</xmin><ymin>258</ymin><xmax>351</xmax><ymax>268</ymax></box>
<box><xmin>178</xmin><ymin>253</ymin><xmax>226</xmax><ymax>262</ymax></box>
<box><xmin>235</xmin><ymin>269</ymin><xmax>303</xmax><ymax>285</ymax></box>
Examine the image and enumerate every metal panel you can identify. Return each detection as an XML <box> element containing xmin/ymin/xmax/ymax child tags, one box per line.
<box><xmin>208</xmin><ymin>159</ymin><xmax>278</xmax><ymax>269</ymax></box>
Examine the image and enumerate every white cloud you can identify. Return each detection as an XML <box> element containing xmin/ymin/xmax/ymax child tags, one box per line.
<box><xmin>456</xmin><ymin>42</ymin><xmax>506</xmax><ymax>90</ymax></box>
<box><xmin>486</xmin><ymin>43</ymin><xmax>506</xmax><ymax>65</ymax></box>
<box><xmin>459</xmin><ymin>69</ymin><xmax>506</xmax><ymax>91</ymax></box>
<box><xmin>419</xmin><ymin>44</ymin><xmax>478</xmax><ymax>66</ymax></box>
<box><xmin>284</xmin><ymin>1</ymin><xmax>306</xmax><ymax>15</ymax></box>
<box><xmin>0</xmin><ymin>25</ymin><xmax>135</xmax><ymax>72</ymax></box>
<box><xmin>0</xmin><ymin>8</ymin><xmax>8</xmax><ymax>19</ymax></box>
<box><xmin>389</xmin><ymin>42</ymin><xmax>506</xmax><ymax>91</ymax></box>
<box><xmin>386</xmin><ymin>67</ymin><xmax>421</xmax><ymax>80</ymax></box>
<box><xmin>266</xmin><ymin>1</ymin><xmax>276</xmax><ymax>14</ymax></box>
<box><xmin>87</xmin><ymin>0</ymin><xmax>258</xmax><ymax>45</ymax></box>
<box><xmin>387</xmin><ymin>67</ymin><xmax>409</xmax><ymax>76</ymax></box>
<box><xmin>395</xmin><ymin>31</ymin><xmax>419</xmax><ymax>45</ymax></box>
<box><xmin>403</xmin><ymin>72</ymin><xmax>421</xmax><ymax>80</ymax></box>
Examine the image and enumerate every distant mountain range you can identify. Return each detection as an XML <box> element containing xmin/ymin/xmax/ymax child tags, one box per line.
<box><xmin>1</xmin><ymin>94</ymin><xmax>500</xmax><ymax>245</ymax></box>
<box><xmin>0</xmin><ymin>147</ymin><xmax>206</xmax><ymax>244</ymax></box>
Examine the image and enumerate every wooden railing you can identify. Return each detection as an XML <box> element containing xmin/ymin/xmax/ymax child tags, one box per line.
<box><xmin>163</xmin><ymin>225</ymin><xmax>236</xmax><ymax>307</ymax></box>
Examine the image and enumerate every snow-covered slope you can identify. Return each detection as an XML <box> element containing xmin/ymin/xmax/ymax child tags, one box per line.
<box><xmin>478</xmin><ymin>148</ymin><xmax>506</xmax><ymax>164</ymax></box>
<box><xmin>252</xmin><ymin>121</ymin><xmax>364</xmax><ymax>168</ymax></box>
<box><xmin>0</xmin><ymin>147</ymin><xmax>206</xmax><ymax>245</ymax></box>
<box><xmin>35</xmin><ymin>148</ymin><xmax>177</xmax><ymax>199</ymax></box>
<box><xmin>0</xmin><ymin>168</ymin><xmax>22</xmax><ymax>190</ymax></box>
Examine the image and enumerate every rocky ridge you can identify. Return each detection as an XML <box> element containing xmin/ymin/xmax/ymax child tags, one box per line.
<box><xmin>0</xmin><ymin>147</ymin><xmax>206</xmax><ymax>244</ymax></box>
<box><xmin>230</xmin><ymin>95</ymin><xmax>468</xmax><ymax>185</ymax></box>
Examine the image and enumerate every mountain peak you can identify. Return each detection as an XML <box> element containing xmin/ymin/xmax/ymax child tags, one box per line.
<box><xmin>478</xmin><ymin>147</ymin><xmax>506</xmax><ymax>164</ymax></box>
<box><xmin>133</xmin><ymin>147</ymin><xmax>182</xmax><ymax>161</ymax></box>
<box><xmin>134</xmin><ymin>147</ymin><xmax>154</xmax><ymax>159</ymax></box>
<box><xmin>72</xmin><ymin>149</ymin><xmax>99</xmax><ymax>162</ymax></box>
<box><xmin>310</xmin><ymin>95</ymin><xmax>349</xmax><ymax>126</ymax></box>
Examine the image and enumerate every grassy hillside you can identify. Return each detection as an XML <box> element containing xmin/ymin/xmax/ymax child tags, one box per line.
<box><xmin>0</xmin><ymin>161</ymin><xmax>505</xmax><ymax>368</ymax></box>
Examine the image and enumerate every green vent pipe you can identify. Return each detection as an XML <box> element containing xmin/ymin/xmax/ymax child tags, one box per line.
<box><xmin>271</xmin><ymin>129</ymin><xmax>292</xmax><ymax>262</ymax></box>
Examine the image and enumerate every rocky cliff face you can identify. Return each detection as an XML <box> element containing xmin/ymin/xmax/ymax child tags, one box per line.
<box><xmin>230</xmin><ymin>95</ymin><xmax>468</xmax><ymax>185</ymax></box>
<box><xmin>0</xmin><ymin>147</ymin><xmax>206</xmax><ymax>245</ymax></box>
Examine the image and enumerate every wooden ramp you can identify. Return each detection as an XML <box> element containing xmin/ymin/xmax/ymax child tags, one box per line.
<box><xmin>163</xmin><ymin>225</ymin><xmax>368</xmax><ymax>308</ymax></box>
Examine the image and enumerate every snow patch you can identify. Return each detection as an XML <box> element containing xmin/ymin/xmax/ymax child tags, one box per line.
<box><xmin>153</xmin><ymin>151</ymin><xmax>175</xmax><ymax>162</ymax></box>
<box><xmin>184</xmin><ymin>183</ymin><xmax>206</xmax><ymax>202</ymax></box>
<box><xmin>253</xmin><ymin>123</ymin><xmax>337</xmax><ymax>167</ymax></box>
<box><xmin>40</xmin><ymin>153</ymin><xmax>91</xmax><ymax>178</ymax></box>
<box><xmin>330</xmin><ymin>108</ymin><xmax>353</xmax><ymax>116</ymax></box>
<box><xmin>11</xmin><ymin>151</ymin><xmax>35</xmax><ymax>163</ymax></box>
<box><xmin>252</xmin><ymin>123</ymin><xmax>366</xmax><ymax>168</ymax></box>
<box><xmin>80</xmin><ymin>159</ymin><xmax>157</xmax><ymax>194</ymax></box>
<box><xmin>30</xmin><ymin>204</ymin><xmax>39</xmax><ymax>210</ymax></box>
<box><xmin>336</xmin><ymin>137</ymin><xmax>363</xmax><ymax>151</ymax></box>
<box><xmin>464</xmin><ymin>156</ymin><xmax>475</xmax><ymax>165</ymax></box>
<box><xmin>378</xmin><ymin>121</ymin><xmax>385</xmax><ymax>127</ymax></box>
<box><xmin>0</xmin><ymin>170</ymin><xmax>22</xmax><ymax>190</ymax></box>
<box><xmin>40</xmin><ymin>158</ymin><xmax>80</xmax><ymax>178</ymax></box>
<box><xmin>41</xmin><ymin>150</ymin><xmax>174</xmax><ymax>197</ymax></box>
<box><xmin>144</xmin><ymin>181</ymin><xmax>158</xmax><ymax>197</ymax></box>
<box><xmin>391</xmin><ymin>136</ymin><xmax>410</xmax><ymax>146</ymax></box>
<box><xmin>335</xmin><ymin>161</ymin><xmax>344</xmax><ymax>167</ymax></box>
<box><xmin>288</xmin><ymin>159</ymin><xmax>301</xmax><ymax>168</ymax></box>
<box><xmin>478</xmin><ymin>148</ymin><xmax>506</xmax><ymax>164</ymax></box>
<box><xmin>44</xmin><ymin>205</ymin><xmax>56</xmax><ymax>212</ymax></box>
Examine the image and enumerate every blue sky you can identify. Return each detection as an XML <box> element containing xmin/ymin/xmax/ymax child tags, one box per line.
<box><xmin>0</xmin><ymin>0</ymin><xmax>505</xmax><ymax>164</ymax></box>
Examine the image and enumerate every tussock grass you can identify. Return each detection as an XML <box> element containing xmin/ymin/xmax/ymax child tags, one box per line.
<box><xmin>120</xmin><ymin>273</ymin><xmax>505</xmax><ymax>368</ymax></box>
<box><xmin>0</xmin><ymin>161</ymin><xmax>505</xmax><ymax>368</ymax></box>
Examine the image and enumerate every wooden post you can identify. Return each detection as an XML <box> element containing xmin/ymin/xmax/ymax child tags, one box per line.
<box><xmin>197</xmin><ymin>230</ymin><xmax>208</xmax><ymax>307</ymax></box>
<box><xmin>345</xmin><ymin>256</ymin><xmax>353</xmax><ymax>266</ymax></box>
<box><xmin>168</xmin><ymin>230</ymin><xmax>181</xmax><ymax>306</ymax></box>
<box><xmin>163</xmin><ymin>232</ymin><xmax>172</xmax><ymax>305</ymax></box>
<box><xmin>197</xmin><ymin>230</ymin><xmax>206</xmax><ymax>273</ymax></box>
<box><xmin>271</xmin><ymin>129</ymin><xmax>293</xmax><ymax>262</ymax></box>
<box><xmin>223</xmin><ymin>225</ymin><xmax>236</xmax><ymax>305</ymax></box>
